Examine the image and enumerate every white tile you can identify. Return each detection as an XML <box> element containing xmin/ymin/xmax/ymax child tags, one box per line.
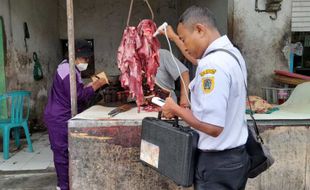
<box><xmin>21</xmin><ymin>161</ymin><xmax>51</xmax><ymax>170</ymax></box>
<box><xmin>0</xmin><ymin>155</ymin><xmax>5</xmax><ymax>163</ymax></box>
<box><xmin>48</xmin><ymin>161</ymin><xmax>55</xmax><ymax>169</ymax></box>
<box><xmin>0</xmin><ymin>132</ymin><xmax>53</xmax><ymax>171</ymax></box>
<box><xmin>0</xmin><ymin>151</ymin><xmax>36</xmax><ymax>171</ymax></box>
<box><xmin>24</xmin><ymin>147</ymin><xmax>53</xmax><ymax>164</ymax></box>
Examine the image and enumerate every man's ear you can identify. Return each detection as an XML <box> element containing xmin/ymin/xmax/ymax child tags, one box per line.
<box><xmin>194</xmin><ymin>23</ymin><xmax>207</xmax><ymax>36</ymax></box>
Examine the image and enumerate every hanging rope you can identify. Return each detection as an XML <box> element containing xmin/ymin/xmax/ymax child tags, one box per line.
<box><xmin>33</xmin><ymin>52</ymin><xmax>43</xmax><ymax>81</ymax></box>
<box><xmin>144</xmin><ymin>0</ymin><xmax>154</xmax><ymax>20</ymax></box>
<box><xmin>126</xmin><ymin>0</ymin><xmax>134</xmax><ymax>26</ymax></box>
<box><xmin>126</xmin><ymin>0</ymin><xmax>155</xmax><ymax>26</ymax></box>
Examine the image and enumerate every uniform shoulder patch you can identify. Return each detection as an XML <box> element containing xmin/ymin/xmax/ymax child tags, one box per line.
<box><xmin>201</xmin><ymin>76</ymin><xmax>215</xmax><ymax>94</ymax></box>
<box><xmin>199</xmin><ymin>69</ymin><xmax>216</xmax><ymax>77</ymax></box>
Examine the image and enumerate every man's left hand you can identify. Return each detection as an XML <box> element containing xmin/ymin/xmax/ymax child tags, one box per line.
<box><xmin>162</xmin><ymin>97</ymin><xmax>178</xmax><ymax>119</ymax></box>
<box><xmin>179</xmin><ymin>95</ymin><xmax>190</xmax><ymax>109</ymax></box>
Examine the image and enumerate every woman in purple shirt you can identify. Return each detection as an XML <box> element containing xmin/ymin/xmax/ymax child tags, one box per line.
<box><xmin>44</xmin><ymin>40</ymin><xmax>107</xmax><ymax>190</ymax></box>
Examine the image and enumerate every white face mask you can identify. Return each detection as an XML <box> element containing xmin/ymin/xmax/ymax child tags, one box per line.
<box><xmin>77</xmin><ymin>63</ymin><xmax>88</xmax><ymax>71</ymax></box>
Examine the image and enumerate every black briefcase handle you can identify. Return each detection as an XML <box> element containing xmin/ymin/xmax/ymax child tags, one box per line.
<box><xmin>157</xmin><ymin>111</ymin><xmax>192</xmax><ymax>132</ymax></box>
<box><xmin>158</xmin><ymin>111</ymin><xmax>179</xmax><ymax>128</ymax></box>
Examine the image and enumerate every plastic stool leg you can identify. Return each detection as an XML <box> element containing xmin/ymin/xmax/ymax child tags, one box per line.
<box><xmin>14</xmin><ymin>127</ymin><xmax>21</xmax><ymax>148</ymax></box>
<box><xmin>23</xmin><ymin>123</ymin><xmax>33</xmax><ymax>152</ymax></box>
<box><xmin>3</xmin><ymin>127</ymin><xmax>10</xmax><ymax>160</ymax></box>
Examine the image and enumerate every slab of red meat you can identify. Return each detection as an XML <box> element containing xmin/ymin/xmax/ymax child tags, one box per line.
<box><xmin>143</xmin><ymin>104</ymin><xmax>161</xmax><ymax>112</ymax></box>
<box><xmin>137</xmin><ymin>19</ymin><xmax>160</xmax><ymax>91</ymax></box>
<box><xmin>117</xmin><ymin>20</ymin><xmax>160</xmax><ymax>112</ymax></box>
<box><xmin>117</xmin><ymin>26</ymin><xmax>144</xmax><ymax>110</ymax></box>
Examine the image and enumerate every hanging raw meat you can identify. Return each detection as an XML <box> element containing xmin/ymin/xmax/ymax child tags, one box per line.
<box><xmin>117</xmin><ymin>19</ymin><xmax>160</xmax><ymax>112</ymax></box>
<box><xmin>137</xmin><ymin>19</ymin><xmax>160</xmax><ymax>92</ymax></box>
<box><xmin>117</xmin><ymin>26</ymin><xmax>143</xmax><ymax>109</ymax></box>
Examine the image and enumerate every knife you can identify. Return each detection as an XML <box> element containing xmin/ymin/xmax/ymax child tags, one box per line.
<box><xmin>108</xmin><ymin>103</ymin><xmax>134</xmax><ymax>117</ymax></box>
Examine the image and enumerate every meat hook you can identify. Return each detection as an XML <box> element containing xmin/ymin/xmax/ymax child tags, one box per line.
<box><xmin>144</xmin><ymin>0</ymin><xmax>154</xmax><ymax>20</ymax></box>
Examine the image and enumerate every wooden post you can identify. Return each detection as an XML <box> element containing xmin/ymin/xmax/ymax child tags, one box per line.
<box><xmin>0</xmin><ymin>17</ymin><xmax>8</xmax><ymax>120</ymax></box>
<box><xmin>66</xmin><ymin>0</ymin><xmax>77</xmax><ymax>117</ymax></box>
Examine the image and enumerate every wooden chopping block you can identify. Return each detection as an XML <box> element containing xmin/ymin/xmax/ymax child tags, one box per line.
<box><xmin>273</xmin><ymin>74</ymin><xmax>309</xmax><ymax>86</ymax></box>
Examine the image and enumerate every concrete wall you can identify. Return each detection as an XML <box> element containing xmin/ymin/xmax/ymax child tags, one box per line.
<box><xmin>69</xmin><ymin>119</ymin><xmax>310</xmax><ymax>190</ymax></box>
<box><xmin>0</xmin><ymin>0</ymin><xmax>61</xmax><ymax>126</ymax></box>
<box><xmin>58</xmin><ymin>0</ymin><xmax>182</xmax><ymax>76</ymax></box>
<box><xmin>233</xmin><ymin>0</ymin><xmax>292</xmax><ymax>95</ymax></box>
<box><xmin>188</xmin><ymin>0</ymin><xmax>229</xmax><ymax>36</ymax></box>
<box><xmin>246</xmin><ymin>126</ymin><xmax>310</xmax><ymax>190</ymax></box>
<box><xmin>177</xmin><ymin>0</ymin><xmax>231</xmax><ymax>39</ymax></box>
<box><xmin>0</xmin><ymin>0</ymin><xmax>295</xmax><ymax>124</ymax></box>
<box><xmin>179</xmin><ymin>0</ymin><xmax>292</xmax><ymax>96</ymax></box>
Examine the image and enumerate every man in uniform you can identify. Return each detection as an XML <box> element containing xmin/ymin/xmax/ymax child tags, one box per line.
<box><xmin>162</xmin><ymin>6</ymin><xmax>250</xmax><ymax>190</ymax></box>
<box><xmin>44</xmin><ymin>40</ymin><xmax>107</xmax><ymax>190</ymax></box>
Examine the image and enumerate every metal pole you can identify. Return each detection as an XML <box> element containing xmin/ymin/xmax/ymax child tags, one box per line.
<box><xmin>66</xmin><ymin>0</ymin><xmax>77</xmax><ymax>117</ymax></box>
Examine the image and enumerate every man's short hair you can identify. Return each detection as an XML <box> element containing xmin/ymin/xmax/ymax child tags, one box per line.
<box><xmin>179</xmin><ymin>5</ymin><xmax>217</xmax><ymax>30</ymax></box>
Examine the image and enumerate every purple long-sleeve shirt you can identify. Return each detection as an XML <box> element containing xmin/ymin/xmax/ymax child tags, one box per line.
<box><xmin>44</xmin><ymin>59</ymin><xmax>94</xmax><ymax>125</ymax></box>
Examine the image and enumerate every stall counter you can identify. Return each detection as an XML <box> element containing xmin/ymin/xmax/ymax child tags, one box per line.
<box><xmin>68</xmin><ymin>105</ymin><xmax>310</xmax><ymax>190</ymax></box>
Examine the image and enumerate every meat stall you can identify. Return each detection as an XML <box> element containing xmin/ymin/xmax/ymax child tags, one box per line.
<box><xmin>63</xmin><ymin>0</ymin><xmax>310</xmax><ymax>189</ymax></box>
<box><xmin>68</xmin><ymin>82</ymin><xmax>310</xmax><ymax>190</ymax></box>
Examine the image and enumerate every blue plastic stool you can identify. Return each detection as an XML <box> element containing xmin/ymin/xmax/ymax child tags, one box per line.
<box><xmin>0</xmin><ymin>91</ymin><xmax>33</xmax><ymax>160</ymax></box>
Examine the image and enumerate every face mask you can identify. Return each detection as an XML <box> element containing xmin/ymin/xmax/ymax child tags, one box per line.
<box><xmin>77</xmin><ymin>63</ymin><xmax>88</xmax><ymax>71</ymax></box>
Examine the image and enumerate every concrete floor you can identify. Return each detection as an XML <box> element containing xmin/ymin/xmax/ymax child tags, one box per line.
<box><xmin>0</xmin><ymin>132</ymin><xmax>54</xmax><ymax>171</ymax></box>
<box><xmin>0</xmin><ymin>132</ymin><xmax>57</xmax><ymax>190</ymax></box>
<box><xmin>0</xmin><ymin>171</ymin><xmax>57</xmax><ymax>190</ymax></box>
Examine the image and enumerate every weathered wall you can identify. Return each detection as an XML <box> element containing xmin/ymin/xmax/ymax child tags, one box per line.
<box><xmin>187</xmin><ymin>0</ymin><xmax>229</xmax><ymax>36</ymax></box>
<box><xmin>58</xmin><ymin>0</ymin><xmax>182</xmax><ymax>76</ymax></box>
<box><xmin>179</xmin><ymin>1</ymin><xmax>292</xmax><ymax>96</ymax></box>
<box><xmin>0</xmin><ymin>0</ymin><xmax>61</xmax><ymax>126</ymax></box>
<box><xmin>246</xmin><ymin>126</ymin><xmax>310</xmax><ymax>190</ymax></box>
<box><xmin>233</xmin><ymin>0</ymin><xmax>292</xmax><ymax>95</ymax></box>
<box><xmin>0</xmin><ymin>0</ymin><xmax>295</xmax><ymax>125</ymax></box>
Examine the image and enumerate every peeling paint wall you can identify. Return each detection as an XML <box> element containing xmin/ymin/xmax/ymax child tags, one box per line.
<box><xmin>233</xmin><ymin>0</ymin><xmax>292</xmax><ymax>95</ymax></box>
<box><xmin>0</xmin><ymin>0</ymin><xmax>61</xmax><ymax>126</ymax></box>
<box><xmin>179</xmin><ymin>1</ymin><xmax>292</xmax><ymax>96</ymax></box>
<box><xmin>0</xmin><ymin>0</ymin><xmax>294</xmax><ymax>126</ymax></box>
<box><xmin>183</xmin><ymin>0</ymin><xmax>229</xmax><ymax>36</ymax></box>
<box><xmin>58</xmin><ymin>0</ymin><xmax>182</xmax><ymax>76</ymax></box>
<box><xmin>179</xmin><ymin>0</ymin><xmax>292</xmax><ymax>95</ymax></box>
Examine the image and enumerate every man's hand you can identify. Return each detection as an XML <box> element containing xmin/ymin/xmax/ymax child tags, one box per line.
<box><xmin>159</xmin><ymin>25</ymin><xmax>179</xmax><ymax>42</ymax></box>
<box><xmin>179</xmin><ymin>95</ymin><xmax>190</xmax><ymax>109</ymax></box>
<box><xmin>162</xmin><ymin>97</ymin><xmax>179</xmax><ymax>119</ymax></box>
<box><xmin>179</xmin><ymin>71</ymin><xmax>190</xmax><ymax>108</ymax></box>
<box><xmin>159</xmin><ymin>26</ymin><xmax>197</xmax><ymax>65</ymax></box>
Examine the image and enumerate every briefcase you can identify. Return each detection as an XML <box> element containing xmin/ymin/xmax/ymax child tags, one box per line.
<box><xmin>140</xmin><ymin>117</ymin><xmax>199</xmax><ymax>187</ymax></box>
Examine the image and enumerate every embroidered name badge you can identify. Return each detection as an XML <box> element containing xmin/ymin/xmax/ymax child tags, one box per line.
<box><xmin>202</xmin><ymin>76</ymin><xmax>214</xmax><ymax>94</ymax></box>
<box><xmin>199</xmin><ymin>69</ymin><xmax>216</xmax><ymax>77</ymax></box>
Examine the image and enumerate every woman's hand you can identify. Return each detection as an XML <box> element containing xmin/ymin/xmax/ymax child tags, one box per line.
<box><xmin>91</xmin><ymin>78</ymin><xmax>108</xmax><ymax>91</ymax></box>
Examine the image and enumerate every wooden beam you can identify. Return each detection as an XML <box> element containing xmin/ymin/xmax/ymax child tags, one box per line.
<box><xmin>66</xmin><ymin>0</ymin><xmax>77</xmax><ymax>117</ymax></box>
<box><xmin>0</xmin><ymin>17</ymin><xmax>8</xmax><ymax>119</ymax></box>
<box><xmin>273</xmin><ymin>75</ymin><xmax>309</xmax><ymax>86</ymax></box>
